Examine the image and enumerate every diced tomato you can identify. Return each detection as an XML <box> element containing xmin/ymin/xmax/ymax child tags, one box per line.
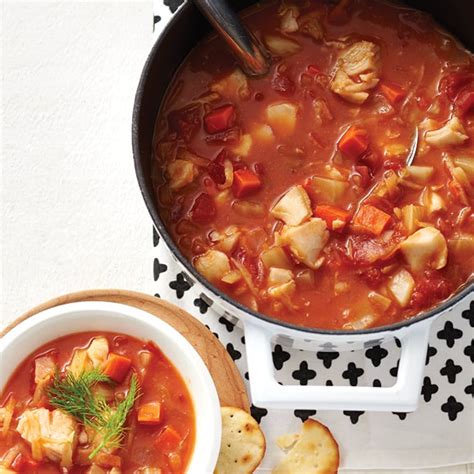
<box><xmin>232</xmin><ymin>169</ymin><xmax>262</xmax><ymax>198</ymax></box>
<box><xmin>358</xmin><ymin>266</ymin><xmax>384</xmax><ymax>286</ymax></box>
<box><xmin>208</xmin><ymin>149</ymin><xmax>237</xmax><ymax>185</ymax></box>
<box><xmin>204</xmin><ymin>105</ymin><xmax>236</xmax><ymax>134</ymax></box>
<box><xmin>383</xmin><ymin>159</ymin><xmax>403</xmax><ymax>171</ymax></box>
<box><xmin>155</xmin><ymin>425</ymin><xmax>182</xmax><ymax>451</ymax></box>
<box><xmin>102</xmin><ymin>353</ymin><xmax>132</xmax><ymax>383</ymax></box>
<box><xmin>233</xmin><ymin>245</ymin><xmax>261</xmax><ymax>282</ymax></box>
<box><xmin>338</xmin><ymin>126</ymin><xmax>369</xmax><ymax>159</ymax></box>
<box><xmin>455</xmin><ymin>89</ymin><xmax>474</xmax><ymax>116</ymax></box>
<box><xmin>307</xmin><ymin>64</ymin><xmax>320</xmax><ymax>76</ymax></box>
<box><xmin>11</xmin><ymin>453</ymin><xmax>39</xmax><ymax>472</ymax></box>
<box><xmin>137</xmin><ymin>401</ymin><xmax>162</xmax><ymax>425</ymax></box>
<box><xmin>380</xmin><ymin>82</ymin><xmax>406</xmax><ymax>105</ymax></box>
<box><xmin>353</xmin><ymin>204</ymin><xmax>391</xmax><ymax>236</ymax></box>
<box><xmin>352</xmin><ymin>165</ymin><xmax>371</xmax><ymax>188</ymax></box>
<box><xmin>168</xmin><ymin>103</ymin><xmax>201</xmax><ymax>141</ymax></box>
<box><xmin>208</xmin><ymin>160</ymin><xmax>226</xmax><ymax>185</ymax></box>
<box><xmin>95</xmin><ymin>452</ymin><xmax>122</xmax><ymax>468</ymax></box>
<box><xmin>190</xmin><ymin>193</ymin><xmax>217</xmax><ymax>224</ymax></box>
<box><xmin>410</xmin><ymin>270</ymin><xmax>453</xmax><ymax>310</ymax></box>
<box><xmin>439</xmin><ymin>71</ymin><xmax>474</xmax><ymax>100</ymax></box>
<box><xmin>347</xmin><ymin>232</ymin><xmax>401</xmax><ymax>266</ymax></box>
<box><xmin>314</xmin><ymin>205</ymin><xmax>350</xmax><ymax>232</ymax></box>
<box><xmin>271</xmin><ymin>68</ymin><xmax>295</xmax><ymax>96</ymax></box>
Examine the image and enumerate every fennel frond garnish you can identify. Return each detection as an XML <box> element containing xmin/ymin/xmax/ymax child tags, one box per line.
<box><xmin>47</xmin><ymin>369</ymin><xmax>140</xmax><ymax>458</ymax></box>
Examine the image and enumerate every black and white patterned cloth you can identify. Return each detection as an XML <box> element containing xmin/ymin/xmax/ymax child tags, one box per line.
<box><xmin>152</xmin><ymin>4</ymin><xmax>473</xmax><ymax>470</ymax></box>
<box><xmin>153</xmin><ymin>228</ymin><xmax>473</xmax><ymax>471</ymax></box>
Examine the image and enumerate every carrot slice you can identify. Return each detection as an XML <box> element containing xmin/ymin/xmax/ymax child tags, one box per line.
<box><xmin>314</xmin><ymin>205</ymin><xmax>350</xmax><ymax>232</ymax></box>
<box><xmin>353</xmin><ymin>204</ymin><xmax>391</xmax><ymax>236</ymax></box>
<box><xmin>155</xmin><ymin>426</ymin><xmax>182</xmax><ymax>451</ymax></box>
<box><xmin>337</xmin><ymin>126</ymin><xmax>369</xmax><ymax>159</ymax></box>
<box><xmin>380</xmin><ymin>82</ymin><xmax>406</xmax><ymax>105</ymax></box>
<box><xmin>204</xmin><ymin>105</ymin><xmax>236</xmax><ymax>134</ymax></box>
<box><xmin>102</xmin><ymin>353</ymin><xmax>132</xmax><ymax>383</ymax></box>
<box><xmin>232</xmin><ymin>169</ymin><xmax>262</xmax><ymax>198</ymax></box>
<box><xmin>137</xmin><ymin>402</ymin><xmax>162</xmax><ymax>425</ymax></box>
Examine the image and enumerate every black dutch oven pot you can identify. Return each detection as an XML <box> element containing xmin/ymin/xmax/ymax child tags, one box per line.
<box><xmin>133</xmin><ymin>0</ymin><xmax>474</xmax><ymax>411</ymax></box>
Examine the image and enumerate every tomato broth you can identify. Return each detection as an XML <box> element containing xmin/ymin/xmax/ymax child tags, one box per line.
<box><xmin>153</xmin><ymin>0</ymin><xmax>474</xmax><ymax>330</ymax></box>
<box><xmin>0</xmin><ymin>332</ymin><xmax>195</xmax><ymax>473</ymax></box>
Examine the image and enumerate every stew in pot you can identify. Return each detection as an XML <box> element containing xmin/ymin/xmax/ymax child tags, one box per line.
<box><xmin>153</xmin><ymin>0</ymin><xmax>474</xmax><ymax>330</ymax></box>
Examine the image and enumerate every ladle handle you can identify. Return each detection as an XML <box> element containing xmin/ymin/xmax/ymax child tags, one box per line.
<box><xmin>193</xmin><ymin>0</ymin><xmax>270</xmax><ymax>76</ymax></box>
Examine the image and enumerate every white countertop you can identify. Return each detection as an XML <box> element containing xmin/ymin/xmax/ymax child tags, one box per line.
<box><xmin>2</xmin><ymin>1</ymin><xmax>155</xmax><ymax>324</ymax></box>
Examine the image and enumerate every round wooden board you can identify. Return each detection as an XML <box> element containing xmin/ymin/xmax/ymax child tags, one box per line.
<box><xmin>1</xmin><ymin>289</ymin><xmax>250</xmax><ymax>412</ymax></box>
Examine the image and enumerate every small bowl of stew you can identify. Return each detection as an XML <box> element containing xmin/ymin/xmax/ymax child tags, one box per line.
<box><xmin>0</xmin><ymin>301</ymin><xmax>221</xmax><ymax>473</ymax></box>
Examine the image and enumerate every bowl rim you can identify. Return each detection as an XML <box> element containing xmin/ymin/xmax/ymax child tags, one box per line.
<box><xmin>0</xmin><ymin>301</ymin><xmax>222</xmax><ymax>474</ymax></box>
<box><xmin>132</xmin><ymin>2</ymin><xmax>474</xmax><ymax>337</ymax></box>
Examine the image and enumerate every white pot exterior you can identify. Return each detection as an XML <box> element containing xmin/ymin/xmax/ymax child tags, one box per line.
<box><xmin>164</xmin><ymin>247</ymin><xmax>471</xmax><ymax>412</ymax></box>
<box><xmin>0</xmin><ymin>302</ymin><xmax>222</xmax><ymax>474</ymax></box>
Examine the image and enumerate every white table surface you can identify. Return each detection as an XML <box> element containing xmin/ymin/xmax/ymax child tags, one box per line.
<box><xmin>1</xmin><ymin>2</ymin><xmax>472</xmax><ymax>472</ymax></box>
<box><xmin>2</xmin><ymin>0</ymin><xmax>155</xmax><ymax>323</ymax></box>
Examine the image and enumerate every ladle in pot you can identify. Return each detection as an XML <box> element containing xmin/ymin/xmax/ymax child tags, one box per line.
<box><xmin>193</xmin><ymin>0</ymin><xmax>271</xmax><ymax>76</ymax></box>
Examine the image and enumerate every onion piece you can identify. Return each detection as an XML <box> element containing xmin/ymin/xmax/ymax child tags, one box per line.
<box><xmin>264</xmin><ymin>35</ymin><xmax>301</xmax><ymax>56</ymax></box>
<box><xmin>1</xmin><ymin>397</ymin><xmax>15</xmax><ymax>435</ymax></box>
<box><xmin>232</xmin><ymin>200</ymin><xmax>265</xmax><ymax>217</ymax></box>
<box><xmin>218</xmin><ymin>160</ymin><xmax>234</xmax><ymax>190</ymax></box>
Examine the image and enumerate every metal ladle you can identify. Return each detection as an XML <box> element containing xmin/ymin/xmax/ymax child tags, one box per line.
<box><xmin>406</xmin><ymin>127</ymin><xmax>419</xmax><ymax>166</ymax></box>
<box><xmin>193</xmin><ymin>0</ymin><xmax>271</xmax><ymax>76</ymax></box>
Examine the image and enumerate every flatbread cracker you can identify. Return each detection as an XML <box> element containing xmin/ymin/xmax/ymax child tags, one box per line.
<box><xmin>273</xmin><ymin>419</ymin><xmax>339</xmax><ymax>474</ymax></box>
<box><xmin>214</xmin><ymin>406</ymin><xmax>266</xmax><ymax>474</ymax></box>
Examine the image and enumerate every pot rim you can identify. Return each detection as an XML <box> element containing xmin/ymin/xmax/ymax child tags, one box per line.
<box><xmin>132</xmin><ymin>2</ymin><xmax>474</xmax><ymax>337</ymax></box>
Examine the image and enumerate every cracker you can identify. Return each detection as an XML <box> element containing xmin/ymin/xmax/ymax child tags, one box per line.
<box><xmin>273</xmin><ymin>419</ymin><xmax>340</xmax><ymax>474</ymax></box>
<box><xmin>214</xmin><ymin>406</ymin><xmax>266</xmax><ymax>474</ymax></box>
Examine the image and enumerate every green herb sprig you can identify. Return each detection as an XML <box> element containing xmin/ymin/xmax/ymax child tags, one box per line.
<box><xmin>47</xmin><ymin>369</ymin><xmax>111</xmax><ymax>426</ymax></box>
<box><xmin>47</xmin><ymin>369</ymin><xmax>140</xmax><ymax>458</ymax></box>
<box><xmin>89</xmin><ymin>375</ymin><xmax>139</xmax><ymax>458</ymax></box>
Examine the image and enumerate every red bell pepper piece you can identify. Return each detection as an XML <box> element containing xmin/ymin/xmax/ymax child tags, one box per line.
<box><xmin>204</xmin><ymin>105</ymin><xmax>236</xmax><ymax>134</ymax></box>
<box><xmin>102</xmin><ymin>353</ymin><xmax>132</xmax><ymax>383</ymax></box>
<box><xmin>337</xmin><ymin>126</ymin><xmax>369</xmax><ymax>159</ymax></box>
<box><xmin>232</xmin><ymin>169</ymin><xmax>262</xmax><ymax>198</ymax></box>
<box><xmin>314</xmin><ymin>205</ymin><xmax>350</xmax><ymax>232</ymax></box>
<box><xmin>380</xmin><ymin>82</ymin><xmax>406</xmax><ymax>105</ymax></box>
<box><xmin>353</xmin><ymin>204</ymin><xmax>391</xmax><ymax>236</ymax></box>
<box><xmin>190</xmin><ymin>192</ymin><xmax>217</xmax><ymax>224</ymax></box>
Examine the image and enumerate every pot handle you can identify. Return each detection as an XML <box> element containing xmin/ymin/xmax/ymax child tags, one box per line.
<box><xmin>243</xmin><ymin>320</ymin><xmax>431</xmax><ymax>412</ymax></box>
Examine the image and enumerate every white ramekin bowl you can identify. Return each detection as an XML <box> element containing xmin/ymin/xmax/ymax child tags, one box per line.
<box><xmin>0</xmin><ymin>301</ymin><xmax>222</xmax><ymax>474</ymax></box>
